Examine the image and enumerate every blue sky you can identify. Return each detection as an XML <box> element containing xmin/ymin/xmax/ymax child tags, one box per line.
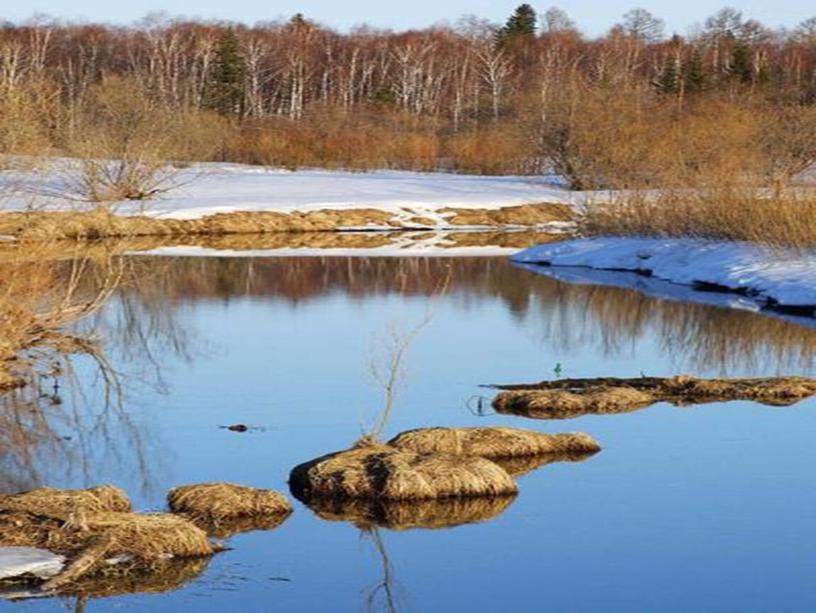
<box><xmin>8</xmin><ymin>1</ymin><xmax>814</xmax><ymax>36</ymax></box>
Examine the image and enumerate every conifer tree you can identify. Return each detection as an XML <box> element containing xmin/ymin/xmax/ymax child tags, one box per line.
<box><xmin>657</xmin><ymin>57</ymin><xmax>680</xmax><ymax>94</ymax></box>
<box><xmin>205</xmin><ymin>29</ymin><xmax>246</xmax><ymax>116</ymax></box>
<box><xmin>683</xmin><ymin>48</ymin><xmax>706</xmax><ymax>93</ymax></box>
<box><xmin>730</xmin><ymin>40</ymin><xmax>753</xmax><ymax>84</ymax></box>
<box><xmin>497</xmin><ymin>4</ymin><xmax>537</xmax><ymax>46</ymax></box>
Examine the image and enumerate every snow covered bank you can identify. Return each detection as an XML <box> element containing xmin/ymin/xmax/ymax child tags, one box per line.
<box><xmin>513</xmin><ymin>238</ymin><xmax>816</xmax><ymax>313</ymax></box>
<box><xmin>5</xmin><ymin>163</ymin><xmax>583</xmax><ymax>230</ymax></box>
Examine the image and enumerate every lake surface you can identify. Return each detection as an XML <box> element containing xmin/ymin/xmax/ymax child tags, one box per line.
<box><xmin>4</xmin><ymin>254</ymin><xmax>816</xmax><ymax>612</ymax></box>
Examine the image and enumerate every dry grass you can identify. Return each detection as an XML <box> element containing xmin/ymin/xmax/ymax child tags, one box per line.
<box><xmin>303</xmin><ymin>494</ymin><xmax>517</xmax><ymax>530</ymax></box>
<box><xmin>489</xmin><ymin>451</ymin><xmax>599</xmax><ymax>478</ymax></box>
<box><xmin>289</xmin><ymin>440</ymin><xmax>518</xmax><ymax>502</ymax></box>
<box><xmin>582</xmin><ymin>191</ymin><xmax>816</xmax><ymax>250</ymax></box>
<box><xmin>167</xmin><ymin>482</ymin><xmax>292</xmax><ymax>521</ymax></box>
<box><xmin>187</xmin><ymin>514</ymin><xmax>292</xmax><ymax>539</ymax></box>
<box><xmin>493</xmin><ymin>375</ymin><xmax>816</xmax><ymax>419</ymax></box>
<box><xmin>388</xmin><ymin>427</ymin><xmax>600</xmax><ymax>458</ymax></box>
<box><xmin>0</xmin><ymin>511</ymin><xmax>214</xmax><ymax>559</ymax></box>
<box><xmin>0</xmin><ymin>202</ymin><xmax>571</xmax><ymax>242</ymax></box>
<box><xmin>0</xmin><ymin>486</ymin><xmax>131</xmax><ymax>519</ymax></box>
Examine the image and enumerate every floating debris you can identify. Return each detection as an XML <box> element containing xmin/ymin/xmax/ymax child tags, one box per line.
<box><xmin>388</xmin><ymin>427</ymin><xmax>600</xmax><ymax>459</ymax></box>
<box><xmin>222</xmin><ymin>424</ymin><xmax>249</xmax><ymax>432</ymax></box>
<box><xmin>492</xmin><ymin>375</ymin><xmax>816</xmax><ymax>419</ymax></box>
<box><xmin>167</xmin><ymin>483</ymin><xmax>292</xmax><ymax>522</ymax></box>
<box><xmin>301</xmin><ymin>494</ymin><xmax>517</xmax><ymax>531</ymax></box>
<box><xmin>290</xmin><ymin>440</ymin><xmax>518</xmax><ymax>502</ymax></box>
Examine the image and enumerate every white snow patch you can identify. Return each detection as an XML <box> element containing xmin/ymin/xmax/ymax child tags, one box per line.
<box><xmin>0</xmin><ymin>547</ymin><xmax>65</xmax><ymax>580</ymax></box>
<box><xmin>513</xmin><ymin>238</ymin><xmax>816</xmax><ymax>309</ymax></box>
<box><xmin>1</xmin><ymin>162</ymin><xmax>591</xmax><ymax>224</ymax></box>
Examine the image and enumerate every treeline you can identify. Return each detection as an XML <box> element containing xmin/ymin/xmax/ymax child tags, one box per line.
<box><xmin>2</xmin><ymin>5</ymin><xmax>816</xmax><ymax>187</ymax></box>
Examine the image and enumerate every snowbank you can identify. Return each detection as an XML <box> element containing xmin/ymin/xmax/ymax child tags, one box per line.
<box><xmin>512</xmin><ymin>238</ymin><xmax>816</xmax><ymax>311</ymax></box>
<box><xmin>6</xmin><ymin>163</ymin><xmax>588</xmax><ymax>224</ymax></box>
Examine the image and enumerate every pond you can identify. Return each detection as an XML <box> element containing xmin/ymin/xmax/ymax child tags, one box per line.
<box><xmin>4</xmin><ymin>253</ymin><xmax>816</xmax><ymax>612</ymax></box>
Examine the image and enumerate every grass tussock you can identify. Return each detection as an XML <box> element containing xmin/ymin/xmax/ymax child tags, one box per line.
<box><xmin>289</xmin><ymin>440</ymin><xmax>518</xmax><ymax>503</ymax></box>
<box><xmin>493</xmin><ymin>375</ymin><xmax>816</xmax><ymax>419</ymax></box>
<box><xmin>167</xmin><ymin>483</ymin><xmax>292</xmax><ymax>521</ymax></box>
<box><xmin>302</xmin><ymin>494</ymin><xmax>517</xmax><ymax>531</ymax></box>
<box><xmin>0</xmin><ymin>511</ymin><xmax>214</xmax><ymax>561</ymax></box>
<box><xmin>387</xmin><ymin>427</ymin><xmax>600</xmax><ymax>459</ymax></box>
<box><xmin>0</xmin><ymin>486</ymin><xmax>131</xmax><ymax>519</ymax></box>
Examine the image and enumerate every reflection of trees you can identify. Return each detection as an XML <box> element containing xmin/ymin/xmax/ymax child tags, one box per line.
<box><xmin>0</xmin><ymin>249</ymin><xmax>166</xmax><ymax>495</ymax></box>
<box><xmin>126</xmin><ymin>255</ymin><xmax>816</xmax><ymax>374</ymax></box>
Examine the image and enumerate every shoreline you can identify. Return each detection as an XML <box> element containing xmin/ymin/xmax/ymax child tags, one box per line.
<box><xmin>513</xmin><ymin>237</ymin><xmax>816</xmax><ymax>316</ymax></box>
<box><xmin>0</xmin><ymin>204</ymin><xmax>574</xmax><ymax>241</ymax></box>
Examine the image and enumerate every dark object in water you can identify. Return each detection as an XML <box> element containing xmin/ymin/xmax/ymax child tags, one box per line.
<box><xmin>491</xmin><ymin>375</ymin><xmax>816</xmax><ymax>420</ymax></box>
<box><xmin>223</xmin><ymin>424</ymin><xmax>249</xmax><ymax>432</ymax></box>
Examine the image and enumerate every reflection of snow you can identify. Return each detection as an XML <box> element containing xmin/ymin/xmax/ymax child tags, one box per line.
<box><xmin>514</xmin><ymin>238</ymin><xmax>816</xmax><ymax>312</ymax></box>
<box><xmin>514</xmin><ymin>263</ymin><xmax>816</xmax><ymax>331</ymax></box>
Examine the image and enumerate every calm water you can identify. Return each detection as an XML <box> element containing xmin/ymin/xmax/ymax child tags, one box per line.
<box><xmin>4</xmin><ymin>255</ymin><xmax>816</xmax><ymax>612</ymax></box>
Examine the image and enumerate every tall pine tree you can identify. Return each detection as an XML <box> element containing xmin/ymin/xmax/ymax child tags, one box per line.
<box><xmin>497</xmin><ymin>4</ymin><xmax>537</xmax><ymax>46</ymax></box>
<box><xmin>730</xmin><ymin>40</ymin><xmax>753</xmax><ymax>84</ymax></box>
<box><xmin>683</xmin><ymin>48</ymin><xmax>706</xmax><ymax>93</ymax></box>
<box><xmin>205</xmin><ymin>29</ymin><xmax>246</xmax><ymax>116</ymax></box>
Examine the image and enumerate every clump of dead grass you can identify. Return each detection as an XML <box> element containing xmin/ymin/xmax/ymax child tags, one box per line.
<box><xmin>289</xmin><ymin>440</ymin><xmax>517</xmax><ymax>503</ymax></box>
<box><xmin>492</xmin><ymin>375</ymin><xmax>816</xmax><ymax>419</ymax></box>
<box><xmin>167</xmin><ymin>482</ymin><xmax>292</xmax><ymax>521</ymax></box>
<box><xmin>388</xmin><ymin>427</ymin><xmax>600</xmax><ymax>459</ymax></box>
<box><xmin>0</xmin><ymin>486</ymin><xmax>131</xmax><ymax>519</ymax></box>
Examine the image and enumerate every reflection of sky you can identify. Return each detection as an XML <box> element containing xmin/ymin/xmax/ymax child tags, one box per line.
<box><xmin>18</xmin><ymin>256</ymin><xmax>816</xmax><ymax>612</ymax></box>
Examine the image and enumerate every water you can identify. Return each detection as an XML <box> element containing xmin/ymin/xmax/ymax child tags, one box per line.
<box><xmin>4</xmin><ymin>255</ymin><xmax>816</xmax><ymax>612</ymax></box>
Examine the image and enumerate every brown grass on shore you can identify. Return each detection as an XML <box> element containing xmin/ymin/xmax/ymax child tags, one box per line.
<box><xmin>387</xmin><ymin>427</ymin><xmax>600</xmax><ymax>458</ymax></box>
<box><xmin>167</xmin><ymin>483</ymin><xmax>292</xmax><ymax>521</ymax></box>
<box><xmin>493</xmin><ymin>375</ymin><xmax>816</xmax><ymax>419</ymax></box>
<box><xmin>581</xmin><ymin>191</ymin><xmax>816</xmax><ymax>250</ymax></box>
<box><xmin>289</xmin><ymin>440</ymin><xmax>518</xmax><ymax>502</ymax></box>
<box><xmin>0</xmin><ymin>202</ymin><xmax>571</xmax><ymax>241</ymax></box>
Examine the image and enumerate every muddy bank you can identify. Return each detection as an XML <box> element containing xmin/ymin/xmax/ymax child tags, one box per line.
<box><xmin>492</xmin><ymin>375</ymin><xmax>816</xmax><ymax>419</ymax></box>
<box><xmin>0</xmin><ymin>203</ymin><xmax>573</xmax><ymax>241</ymax></box>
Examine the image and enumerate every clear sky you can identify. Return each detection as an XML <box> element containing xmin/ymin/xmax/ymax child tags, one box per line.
<box><xmin>7</xmin><ymin>1</ymin><xmax>814</xmax><ymax>36</ymax></box>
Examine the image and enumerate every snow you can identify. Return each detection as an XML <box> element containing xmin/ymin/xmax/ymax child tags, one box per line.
<box><xmin>5</xmin><ymin>162</ymin><xmax>588</xmax><ymax>225</ymax></box>
<box><xmin>514</xmin><ymin>263</ymin><xmax>816</xmax><ymax>330</ymax></box>
<box><xmin>0</xmin><ymin>547</ymin><xmax>64</xmax><ymax>581</ymax></box>
<box><xmin>513</xmin><ymin>238</ymin><xmax>816</xmax><ymax>310</ymax></box>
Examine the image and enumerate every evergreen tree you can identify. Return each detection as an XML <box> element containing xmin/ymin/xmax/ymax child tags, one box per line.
<box><xmin>683</xmin><ymin>48</ymin><xmax>707</xmax><ymax>93</ymax></box>
<box><xmin>497</xmin><ymin>4</ymin><xmax>537</xmax><ymax>46</ymax></box>
<box><xmin>205</xmin><ymin>29</ymin><xmax>246</xmax><ymax>116</ymax></box>
<box><xmin>730</xmin><ymin>40</ymin><xmax>753</xmax><ymax>84</ymax></box>
<box><xmin>656</xmin><ymin>57</ymin><xmax>680</xmax><ymax>94</ymax></box>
